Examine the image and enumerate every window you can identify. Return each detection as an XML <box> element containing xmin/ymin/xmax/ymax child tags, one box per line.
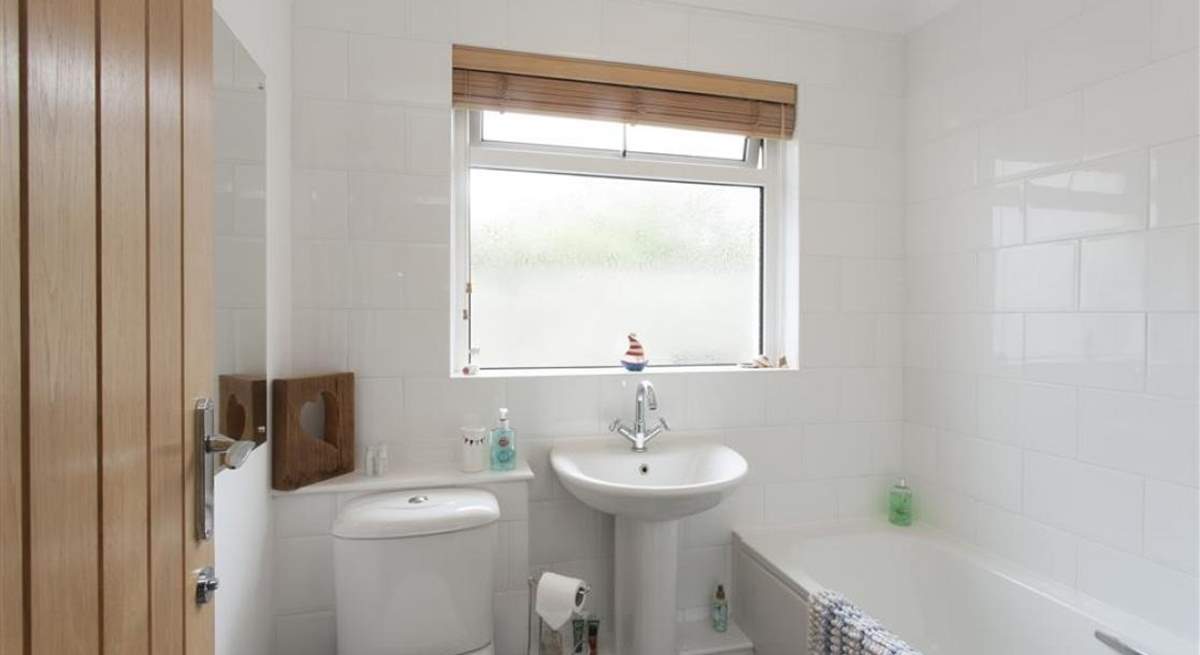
<box><xmin>454</xmin><ymin>110</ymin><xmax>782</xmax><ymax>370</ymax></box>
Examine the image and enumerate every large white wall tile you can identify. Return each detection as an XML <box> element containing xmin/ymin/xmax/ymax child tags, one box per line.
<box><xmin>454</xmin><ymin>0</ymin><xmax>508</xmax><ymax>48</ymax></box>
<box><xmin>1024</xmin><ymin>313</ymin><xmax>1145</xmax><ymax>390</ymax></box>
<box><xmin>978</xmin><ymin>93</ymin><xmax>1082</xmax><ymax>182</ymax></box>
<box><xmin>940</xmin><ymin>433</ymin><xmax>1023</xmax><ymax>511</ymax></box>
<box><xmin>1023</xmin><ymin>451</ymin><xmax>1144</xmax><ymax>552</ymax></box>
<box><xmin>293</xmin><ymin>169</ymin><xmax>348</xmax><ymax>240</ymax></box>
<box><xmin>1080</xmin><ymin>226</ymin><xmax>1200</xmax><ymax>311</ymax></box>
<box><xmin>1147</xmin><ymin>312</ymin><xmax>1199</xmax><ymax>399</ymax></box>
<box><xmin>1078</xmin><ymin>389</ymin><xmax>1199</xmax><ymax>486</ymax></box>
<box><xmin>1144</xmin><ymin>480</ymin><xmax>1199</xmax><ymax>574</ymax></box>
<box><xmin>1025</xmin><ymin>149</ymin><xmax>1148</xmax><ymax>243</ymax></box>
<box><xmin>347</xmin><ymin>172</ymin><xmax>450</xmax><ymax>243</ymax></box>
<box><xmin>1151</xmin><ymin>0</ymin><xmax>1200</xmax><ymax>59</ymax></box>
<box><xmin>347</xmin><ymin>310</ymin><xmax>447</xmax><ymax>376</ymax></box>
<box><xmin>508</xmin><ymin>0</ymin><xmax>603</xmax><ymax>58</ymax></box>
<box><xmin>294</xmin><ymin>0</ymin><xmax>408</xmax><ymax>35</ymax></box>
<box><xmin>1026</xmin><ymin>0</ymin><xmax>1152</xmax><ymax>103</ymax></box>
<box><xmin>978</xmin><ymin>242</ymin><xmax>1077</xmax><ymax>311</ymax></box>
<box><xmin>978</xmin><ymin>377</ymin><xmax>1077</xmax><ymax>457</ymax></box>
<box><xmin>686</xmin><ymin>372</ymin><xmax>767</xmax><ymax>429</ymax></box>
<box><xmin>1151</xmin><ymin>137</ymin><xmax>1200</xmax><ymax>228</ymax></box>
<box><xmin>294</xmin><ymin>28</ymin><xmax>347</xmax><ymax>99</ymax></box>
<box><xmin>764</xmin><ymin>481</ymin><xmax>839</xmax><ymax>524</ymax></box>
<box><xmin>686</xmin><ymin>12</ymin><xmax>775</xmax><ymax>79</ymax></box>
<box><xmin>1083</xmin><ymin>50</ymin><xmax>1199</xmax><ymax>160</ymax></box>
<box><xmin>348</xmin><ymin>36</ymin><xmax>449</xmax><ymax>105</ymax></box>
<box><xmin>764</xmin><ymin>369</ymin><xmax>841</xmax><ymax>425</ymax></box>
<box><xmin>600</xmin><ymin>0</ymin><xmax>688</xmax><ymax>68</ymax></box>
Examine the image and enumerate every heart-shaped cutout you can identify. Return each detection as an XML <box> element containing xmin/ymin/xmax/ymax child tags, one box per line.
<box><xmin>299</xmin><ymin>396</ymin><xmax>326</xmax><ymax>441</ymax></box>
<box><xmin>224</xmin><ymin>393</ymin><xmax>247</xmax><ymax>439</ymax></box>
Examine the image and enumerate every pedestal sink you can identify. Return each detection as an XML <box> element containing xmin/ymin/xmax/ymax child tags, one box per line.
<box><xmin>551</xmin><ymin>436</ymin><xmax>748</xmax><ymax>654</ymax></box>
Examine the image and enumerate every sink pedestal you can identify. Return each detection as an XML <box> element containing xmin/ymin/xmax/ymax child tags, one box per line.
<box><xmin>614</xmin><ymin>516</ymin><xmax>679</xmax><ymax>655</ymax></box>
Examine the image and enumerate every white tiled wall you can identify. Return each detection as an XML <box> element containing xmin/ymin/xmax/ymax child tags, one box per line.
<box><xmin>903</xmin><ymin>0</ymin><xmax>1198</xmax><ymax>641</ymax></box>
<box><xmin>283</xmin><ymin>0</ymin><xmax>907</xmax><ymax>652</ymax></box>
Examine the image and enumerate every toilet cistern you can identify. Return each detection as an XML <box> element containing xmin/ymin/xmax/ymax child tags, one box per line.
<box><xmin>609</xmin><ymin>380</ymin><xmax>670</xmax><ymax>452</ymax></box>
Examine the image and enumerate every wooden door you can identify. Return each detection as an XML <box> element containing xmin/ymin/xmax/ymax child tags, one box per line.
<box><xmin>0</xmin><ymin>0</ymin><xmax>215</xmax><ymax>653</ymax></box>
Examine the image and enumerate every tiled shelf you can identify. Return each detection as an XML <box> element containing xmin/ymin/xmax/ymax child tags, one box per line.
<box><xmin>272</xmin><ymin>458</ymin><xmax>533</xmax><ymax>496</ymax></box>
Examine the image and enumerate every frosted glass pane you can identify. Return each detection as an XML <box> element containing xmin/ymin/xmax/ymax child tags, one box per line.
<box><xmin>626</xmin><ymin>124</ymin><xmax>747</xmax><ymax>160</ymax></box>
<box><xmin>481</xmin><ymin>111</ymin><xmax>623</xmax><ymax>151</ymax></box>
<box><xmin>470</xmin><ymin>168</ymin><xmax>761</xmax><ymax>368</ymax></box>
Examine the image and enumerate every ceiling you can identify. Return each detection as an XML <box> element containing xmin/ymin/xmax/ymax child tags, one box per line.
<box><xmin>665</xmin><ymin>0</ymin><xmax>960</xmax><ymax>33</ymax></box>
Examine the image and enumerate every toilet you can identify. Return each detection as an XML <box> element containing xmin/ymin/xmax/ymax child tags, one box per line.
<box><xmin>333</xmin><ymin>488</ymin><xmax>500</xmax><ymax>655</ymax></box>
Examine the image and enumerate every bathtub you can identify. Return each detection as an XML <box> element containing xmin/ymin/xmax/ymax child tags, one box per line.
<box><xmin>732</xmin><ymin>521</ymin><xmax>1197</xmax><ymax>655</ymax></box>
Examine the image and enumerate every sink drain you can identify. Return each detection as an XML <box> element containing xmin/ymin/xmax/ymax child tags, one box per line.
<box><xmin>638</xmin><ymin>464</ymin><xmax>649</xmax><ymax>475</ymax></box>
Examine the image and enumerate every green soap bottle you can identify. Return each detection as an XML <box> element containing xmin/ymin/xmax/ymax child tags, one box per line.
<box><xmin>888</xmin><ymin>478</ymin><xmax>912</xmax><ymax>526</ymax></box>
<box><xmin>490</xmin><ymin>408</ymin><xmax>516</xmax><ymax>471</ymax></box>
<box><xmin>712</xmin><ymin>584</ymin><xmax>728</xmax><ymax>633</ymax></box>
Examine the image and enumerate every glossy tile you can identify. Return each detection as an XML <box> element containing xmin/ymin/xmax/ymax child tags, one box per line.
<box><xmin>1025</xmin><ymin>149</ymin><xmax>1148</xmax><ymax>243</ymax></box>
<box><xmin>979</xmin><ymin>242</ymin><xmax>1078</xmax><ymax>311</ymax></box>
<box><xmin>1150</xmin><ymin>137</ymin><xmax>1200</xmax><ymax>228</ymax></box>
<box><xmin>978</xmin><ymin>377</ymin><xmax>1077</xmax><ymax>457</ymax></box>
<box><xmin>347</xmin><ymin>172</ymin><xmax>450</xmax><ymax>243</ymax></box>
<box><xmin>600</xmin><ymin>0</ymin><xmax>689</xmax><ymax>68</ymax></box>
<box><xmin>1152</xmin><ymin>0</ymin><xmax>1200</xmax><ymax>59</ymax></box>
<box><xmin>292</xmin><ymin>169</ymin><xmax>348</xmax><ymax>240</ymax></box>
<box><xmin>1026</xmin><ymin>0</ymin><xmax>1152</xmax><ymax>103</ymax></box>
<box><xmin>1024</xmin><ymin>313</ymin><xmax>1145</xmax><ymax>391</ymax></box>
<box><xmin>1078</xmin><ymin>389</ymin><xmax>1199</xmax><ymax>486</ymax></box>
<box><xmin>1147</xmin><ymin>312</ymin><xmax>1199</xmax><ymax>399</ymax></box>
<box><xmin>1145</xmin><ymin>479</ymin><xmax>1199</xmax><ymax>574</ymax></box>
<box><xmin>978</xmin><ymin>93</ymin><xmax>1083</xmax><ymax>182</ymax></box>
<box><xmin>293</xmin><ymin>28</ymin><xmax>347</xmax><ymax>100</ymax></box>
<box><xmin>508</xmin><ymin>0</ymin><xmax>603</xmax><ymax>58</ymax></box>
<box><xmin>348</xmin><ymin>36</ymin><xmax>450</xmax><ymax>106</ymax></box>
<box><xmin>1083</xmin><ymin>50</ymin><xmax>1199</xmax><ymax>160</ymax></box>
<box><xmin>1023</xmin><ymin>451</ymin><xmax>1144</xmax><ymax>552</ymax></box>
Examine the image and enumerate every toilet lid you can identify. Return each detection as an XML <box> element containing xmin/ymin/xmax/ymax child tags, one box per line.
<box><xmin>332</xmin><ymin>488</ymin><xmax>500</xmax><ymax>539</ymax></box>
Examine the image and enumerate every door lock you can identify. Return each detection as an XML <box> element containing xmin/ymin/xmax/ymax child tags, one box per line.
<box><xmin>195</xmin><ymin>566</ymin><xmax>220</xmax><ymax>606</ymax></box>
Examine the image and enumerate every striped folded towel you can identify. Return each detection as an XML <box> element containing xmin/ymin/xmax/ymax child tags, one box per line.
<box><xmin>808</xmin><ymin>590</ymin><xmax>922</xmax><ymax>655</ymax></box>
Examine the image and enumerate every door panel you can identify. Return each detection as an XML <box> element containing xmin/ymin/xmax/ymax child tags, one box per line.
<box><xmin>148</xmin><ymin>0</ymin><xmax>186</xmax><ymax>651</ymax></box>
<box><xmin>182</xmin><ymin>0</ymin><xmax>215</xmax><ymax>650</ymax></box>
<box><xmin>4</xmin><ymin>0</ymin><xmax>215</xmax><ymax>653</ymax></box>
<box><xmin>0</xmin><ymin>0</ymin><xmax>22</xmax><ymax>652</ymax></box>
<box><xmin>25</xmin><ymin>0</ymin><xmax>100</xmax><ymax>651</ymax></box>
<box><xmin>99</xmin><ymin>0</ymin><xmax>149</xmax><ymax>652</ymax></box>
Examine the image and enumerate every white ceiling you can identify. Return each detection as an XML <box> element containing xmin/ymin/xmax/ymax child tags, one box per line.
<box><xmin>665</xmin><ymin>0</ymin><xmax>960</xmax><ymax>33</ymax></box>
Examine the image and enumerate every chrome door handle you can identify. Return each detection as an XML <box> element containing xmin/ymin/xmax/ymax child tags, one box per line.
<box><xmin>194</xmin><ymin>398</ymin><xmax>257</xmax><ymax>541</ymax></box>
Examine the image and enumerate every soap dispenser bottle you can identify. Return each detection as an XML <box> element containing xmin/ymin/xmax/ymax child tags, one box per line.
<box><xmin>889</xmin><ymin>478</ymin><xmax>912</xmax><ymax>526</ymax></box>
<box><xmin>490</xmin><ymin>408</ymin><xmax>516</xmax><ymax>471</ymax></box>
<box><xmin>712</xmin><ymin>584</ymin><xmax>728</xmax><ymax>632</ymax></box>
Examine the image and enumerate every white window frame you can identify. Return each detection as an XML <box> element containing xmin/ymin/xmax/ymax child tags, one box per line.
<box><xmin>450</xmin><ymin>108</ymin><xmax>788</xmax><ymax>373</ymax></box>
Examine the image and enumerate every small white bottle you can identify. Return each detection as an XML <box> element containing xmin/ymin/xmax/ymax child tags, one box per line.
<box><xmin>363</xmin><ymin>444</ymin><xmax>378</xmax><ymax>477</ymax></box>
<box><xmin>375</xmin><ymin>444</ymin><xmax>389</xmax><ymax>476</ymax></box>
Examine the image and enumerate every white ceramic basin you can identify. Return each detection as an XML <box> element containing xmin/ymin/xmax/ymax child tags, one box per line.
<box><xmin>550</xmin><ymin>436</ymin><xmax>749</xmax><ymax>521</ymax></box>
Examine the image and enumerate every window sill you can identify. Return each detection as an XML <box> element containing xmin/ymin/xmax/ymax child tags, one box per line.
<box><xmin>451</xmin><ymin>364</ymin><xmax>800</xmax><ymax>380</ymax></box>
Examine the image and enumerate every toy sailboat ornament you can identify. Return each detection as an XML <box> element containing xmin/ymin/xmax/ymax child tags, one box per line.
<box><xmin>621</xmin><ymin>333</ymin><xmax>648</xmax><ymax>371</ymax></box>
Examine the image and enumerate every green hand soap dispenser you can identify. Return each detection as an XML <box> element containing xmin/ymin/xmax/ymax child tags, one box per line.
<box><xmin>889</xmin><ymin>478</ymin><xmax>912</xmax><ymax>526</ymax></box>
<box><xmin>490</xmin><ymin>408</ymin><xmax>516</xmax><ymax>471</ymax></box>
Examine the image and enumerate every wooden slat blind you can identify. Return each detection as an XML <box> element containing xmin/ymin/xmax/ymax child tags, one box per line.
<box><xmin>452</xmin><ymin>46</ymin><xmax>796</xmax><ymax>139</ymax></box>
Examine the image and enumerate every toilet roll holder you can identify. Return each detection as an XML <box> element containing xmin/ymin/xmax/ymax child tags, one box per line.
<box><xmin>526</xmin><ymin>575</ymin><xmax>592</xmax><ymax>655</ymax></box>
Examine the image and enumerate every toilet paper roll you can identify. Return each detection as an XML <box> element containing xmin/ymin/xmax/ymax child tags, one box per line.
<box><xmin>535</xmin><ymin>572</ymin><xmax>588</xmax><ymax>630</ymax></box>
